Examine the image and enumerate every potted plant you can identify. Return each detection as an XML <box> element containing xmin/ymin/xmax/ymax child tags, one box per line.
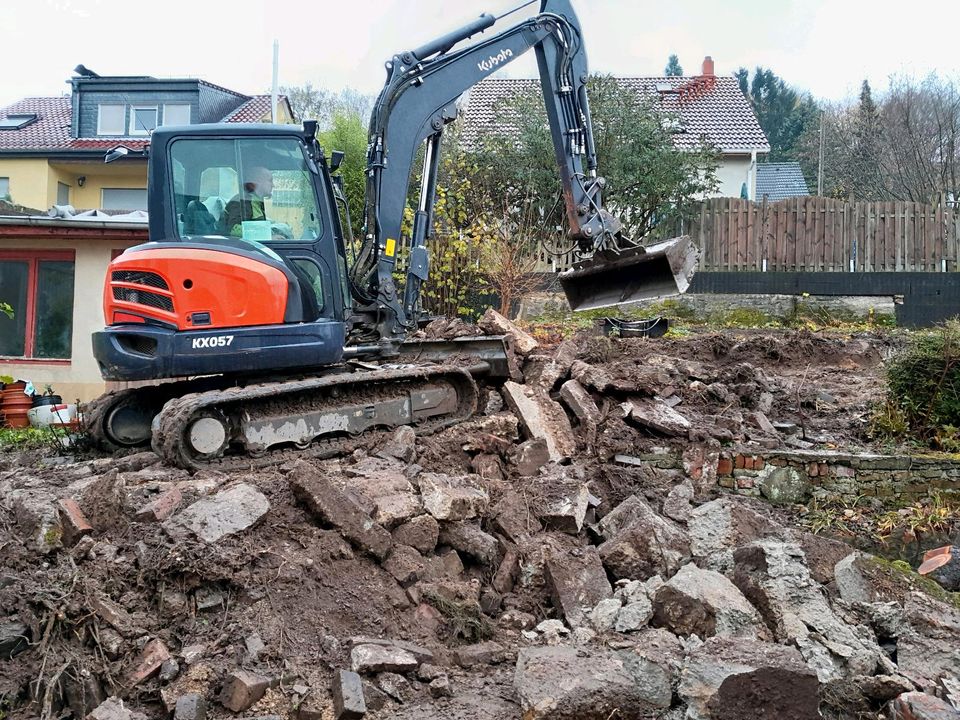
<box><xmin>32</xmin><ymin>385</ymin><xmax>63</xmax><ymax>407</ymax></box>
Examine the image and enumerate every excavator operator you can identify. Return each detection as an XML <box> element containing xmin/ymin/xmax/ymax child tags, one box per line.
<box><xmin>224</xmin><ymin>166</ymin><xmax>274</xmax><ymax>237</ymax></box>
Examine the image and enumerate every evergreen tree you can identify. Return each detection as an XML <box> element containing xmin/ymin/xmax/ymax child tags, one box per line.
<box><xmin>740</xmin><ymin>66</ymin><xmax>819</xmax><ymax>162</ymax></box>
<box><xmin>849</xmin><ymin>80</ymin><xmax>883</xmax><ymax>199</ymax></box>
<box><xmin>664</xmin><ymin>54</ymin><xmax>683</xmax><ymax>76</ymax></box>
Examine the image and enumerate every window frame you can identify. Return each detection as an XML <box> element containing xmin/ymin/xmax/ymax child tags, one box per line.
<box><xmin>0</xmin><ymin>250</ymin><xmax>75</xmax><ymax>363</ymax></box>
<box><xmin>162</xmin><ymin>103</ymin><xmax>191</xmax><ymax>127</ymax></box>
<box><xmin>97</xmin><ymin>104</ymin><xmax>126</xmax><ymax>135</ymax></box>
<box><xmin>128</xmin><ymin>105</ymin><xmax>159</xmax><ymax>136</ymax></box>
<box><xmin>0</xmin><ymin>177</ymin><xmax>9</xmax><ymax>200</ymax></box>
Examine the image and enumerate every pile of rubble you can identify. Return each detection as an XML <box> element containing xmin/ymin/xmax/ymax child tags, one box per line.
<box><xmin>1</xmin><ymin>313</ymin><xmax>957</xmax><ymax>719</ymax></box>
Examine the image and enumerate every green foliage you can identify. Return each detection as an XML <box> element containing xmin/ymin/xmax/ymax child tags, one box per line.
<box><xmin>874</xmin><ymin>491</ymin><xmax>957</xmax><ymax>543</ymax></box>
<box><xmin>0</xmin><ymin>427</ymin><xmax>61</xmax><ymax>452</ymax></box>
<box><xmin>0</xmin><ymin>301</ymin><xmax>11</xmax><ymax>319</ymax></box>
<box><xmin>737</xmin><ymin>66</ymin><xmax>819</xmax><ymax>163</ymax></box>
<box><xmin>469</xmin><ymin>74</ymin><xmax>719</xmax><ymax>241</ymax></box>
<box><xmin>319</xmin><ymin>110</ymin><xmax>368</xmax><ymax>241</ymax></box>
<box><xmin>879</xmin><ymin>320</ymin><xmax>960</xmax><ymax>444</ymax></box>
<box><xmin>865</xmin><ymin>555</ymin><xmax>960</xmax><ymax>610</ymax></box>
<box><xmin>664</xmin><ymin>54</ymin><xmax>683</xmax><ymax>76</ymax></box>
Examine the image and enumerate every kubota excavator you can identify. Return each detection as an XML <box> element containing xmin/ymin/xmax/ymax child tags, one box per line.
<box><xmin>87</xmin><ymin>0</ymin><xmax>698</xmax><ymax>469</ymax></box>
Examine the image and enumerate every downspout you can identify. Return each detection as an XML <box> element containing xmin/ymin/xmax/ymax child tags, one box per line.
<box><xmin>749</xmin><ymin>150</ymin><xmax>757</xmax><ymax>201</ymax></box>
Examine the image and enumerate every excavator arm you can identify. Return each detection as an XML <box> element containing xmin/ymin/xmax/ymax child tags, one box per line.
<box><xmin>348</xmin><ymin>0</ymin><xmax>697</xmax><ymax>342</ymax></box>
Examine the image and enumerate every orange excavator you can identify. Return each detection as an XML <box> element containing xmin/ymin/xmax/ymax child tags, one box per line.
<box><xmin>87</xmin><ymin>0</ymin><xmax>697</xmax><ymax>469</ymax></box>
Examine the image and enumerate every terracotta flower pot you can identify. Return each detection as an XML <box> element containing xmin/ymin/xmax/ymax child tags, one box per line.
<box><xmin>2</xmin><ymin>382</ymin><xmax>31</xmax><ymax>428</ymax></box>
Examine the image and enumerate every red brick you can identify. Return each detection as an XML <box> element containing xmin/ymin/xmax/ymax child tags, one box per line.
<box><xmin>807</xmin><ymin>462</ymin><xmax>819</xmax><ymax>477</ymax></box>
<box><xmin>754</xmin><ymin>458</ymin><xmax>765</xmax><ymax>470</ymax></box>
<box><xmin>57</xmin><ymin>498</ymin><xmax>92</xmax><ymax>545</ymax></box>
<box><xmin>737</xmin><ymin>477</ymin><xmax>755</xmax><ymax>489</ymax></box>
<box><xmin>135</xmin><ymin>487</ymin><xmax>182</xmax><ymax>522</ymax></box>
<box><xmin>128</xmin><ymin>638</ymin><xmax>170</xmax><ymax>686</ymax></box>
<box><xmin>734</xmin><ymin>455</ymin><xmax>745</xmax><ymax>469</ymax></box>
<box><xmin>717</xmin><ymin>458</ymin><xmax>734</xmax><ymax>476</ymax></box>
<box><xmin>818</xmin><ymin>463</ymin><xmax>830</xmax><ymax>477</ymax></box>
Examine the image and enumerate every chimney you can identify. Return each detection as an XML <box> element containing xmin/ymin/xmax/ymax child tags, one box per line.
<box><xmin>701</xmin><ymin>56</ymin><xmax>714</xmax><ymax>76</ymax></box>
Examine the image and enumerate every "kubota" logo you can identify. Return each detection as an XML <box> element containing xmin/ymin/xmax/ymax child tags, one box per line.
<box><xmin>477</xmin><ymin>48</ymin><xmax>514</xmax><ymax>72</ymax></box>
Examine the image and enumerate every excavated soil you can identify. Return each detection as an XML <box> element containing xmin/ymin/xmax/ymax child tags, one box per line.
<box><xmin>2</xmin><ymin>326</ymin><xmax>950</xmax><ymax>720</ymax></box>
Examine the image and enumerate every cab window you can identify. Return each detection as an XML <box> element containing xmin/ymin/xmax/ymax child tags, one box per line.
<box><xmin>169</xmin><ymin>137</ymin><xmax>323</xmax><ymax>243</ymax></box>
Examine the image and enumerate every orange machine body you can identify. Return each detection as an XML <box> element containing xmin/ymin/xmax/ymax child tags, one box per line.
<box><xmin>105</xmin><ymin>247</ymin><xmax>289</xmax><ymax>331</ymax></box>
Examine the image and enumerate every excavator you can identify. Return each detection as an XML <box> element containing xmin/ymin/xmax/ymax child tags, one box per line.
<box><xmin>87</xmin><ymin>0</ymin><xmax>698</xmax><ymax>470</ymax></box>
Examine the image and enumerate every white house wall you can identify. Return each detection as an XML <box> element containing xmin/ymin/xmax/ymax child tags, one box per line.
<box><xmin>714</xmin><ymin>154</ymin><xmax>755</xmax><ymax>199</ymax></box>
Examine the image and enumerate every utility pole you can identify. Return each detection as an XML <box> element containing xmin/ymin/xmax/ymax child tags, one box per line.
<box><xmin>271</xmin><ymin>40</ymin><xmax>279</xmax><ymax>123</ymax></box>
<box><xmin>817</xmin><ymin>111</ymin><xmax>824</xmax><ymax>196</ymax></box>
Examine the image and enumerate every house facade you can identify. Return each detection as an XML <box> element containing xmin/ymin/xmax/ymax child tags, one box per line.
<box><xmin>460</xmin><ymin>57</ymin><xmax>770</xmax><ymax>199</ymax></box>
<box><xmin>0</xmin><ymin>67</ymin><xmax>295</xmax><ymax>212</ymax></box>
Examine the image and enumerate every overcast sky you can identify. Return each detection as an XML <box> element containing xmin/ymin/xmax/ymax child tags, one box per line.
<box><xmin>2</xmin><ymin>0</ymin><xmax>958</xmax><ymax>110</ymax></box>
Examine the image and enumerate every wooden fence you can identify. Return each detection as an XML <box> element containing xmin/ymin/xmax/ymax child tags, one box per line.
<box><xmin>692</xmin><ymin>196</ymin><xmax>960</xmax><ymax>272</ymax></box>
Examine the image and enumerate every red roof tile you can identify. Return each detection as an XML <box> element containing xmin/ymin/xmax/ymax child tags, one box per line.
<box><xmin>222</xmin><ymin>95</ymin><xmax>291</xmax><ymax>123</ymax></box>
<box><xmin>461</xmin><ymin>75</ymin><xmax>770</xmax><ymax>155</ymax></box>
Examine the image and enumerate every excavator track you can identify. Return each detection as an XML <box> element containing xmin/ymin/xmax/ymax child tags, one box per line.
<box><xmin>150</xmin><ymin>365</ymin><xmax>478</xmax><ymax>471</ymax></box>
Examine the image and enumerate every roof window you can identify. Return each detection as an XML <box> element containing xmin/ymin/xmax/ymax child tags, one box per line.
<box><xmin>0</xmin><ymin>114</ymin><xmax>38</xmax><ymax>130</ymax></box>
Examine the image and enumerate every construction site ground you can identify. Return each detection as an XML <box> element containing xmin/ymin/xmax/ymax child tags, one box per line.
<box><xmin>2</xmin><ymin>316</ymin><xmax>959</xmax><ymax>720</ymax></box>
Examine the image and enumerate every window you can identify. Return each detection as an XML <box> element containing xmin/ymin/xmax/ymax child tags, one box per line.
<box><xmin>0</xmin><ymin>177</ymin><xmax>9</xmax><ymax>200</ymax></box>
<box><xmin>102</xmin><ymin>188</ymin><xmax>148</xmax><ymax>211</ymax></box>
<box><xmin>129</xmin><ymin>106</ymin><xmax>158</xmax><ymax>135</ymax></box>
<box><xmin>97</xmin><ymin>104</ymin><xmax>125</xmax><ymax>135</ymax></box>
<box><xmin>169</xmin><ymin>137</ymin><xmax>323</xmax><ymax>241</ymax></box>
<box><xmin>0</xmin><ymin>114</ymin><xmax>37</xmax><ymax>130</ymax></box>
<box><xmin>0</xmin><ymin>252</ymin><xmax>75</xmax><ymax>360</ymax></box>
<box><xmin>57</xmin><ymin>182</ymin><xmax>70</xmax><ymax>206</ymax></box>
<box><xmin>163</xmin><ymin>104</ymin><xmax>191</xmax><ymax>126</ymax></box>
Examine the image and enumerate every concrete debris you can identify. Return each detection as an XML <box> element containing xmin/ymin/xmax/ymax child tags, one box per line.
<box><xmin>454</xmin><ymin>640</ymin><xmax>509</xmax><ymax>667</ymax></box>
<box><xmin>662</xmin><ymin>478</ymin><xmax>695</xmax><ymax>523</ymax></box>
<box><xmin>290</xmin><ymin>461</ymin><xmax>392</xmax><ymax>560</ymax></box>
<box><xmin>164</xmin><ymin>483</ymin><xmax>269</xmax><ymax>544</ymax></box>
<box><xmin>437</xmin><ymin>521</ymin><xmax>499</xmax><ymax>566</ymax></box>
<box><xmin>428</xmin><ymin>675</ymin><xmax>453</xmax><ymax>698</ymax></box>
<box><xmin>679</xmin><ymin>636</ymin><xmax>819</xmax><ymax>720</ymax></box>
<box><xmin>614</xmin><ymin>598</ymin><xmax>653</xmax><ymax>633</ymax></box>
<box><xmin>514</xmin><ymin>645</ymin><xmax>672</xmax><ymax>719</ymax></box>
<box><xmin>888</xmin><ymin>691</ymin><xmax>959</xmax><ymax>720</ymax></box>
<box><xmin>834</xmin><ymin>552</ymin><xmax>880</xmax><ymax>604</ymax></box>
<box><xmin>652</xmin><ymin>563</ymin><xmax>768</xmax><ymax>640</ymax></box>
<box><xmin>537</xmin><ymin>481</ymin><xmax>589</xmax><ymax>535</ymax></box>
<box><xmin>544</xmin><ymin>546</ymin><xmax>612</xmax><ymax>627</ymax></box>
<box><xmin>350</xmin><ymin>644</ymin><xmax>419</xmax><ymax>674</ymax></box>
<box><xmin>897</xmin><ymin>592</ymin><xmax>960</xmax><ymax>690</ymax></box>
<box><xmin>512</xmin><ymin>438</ymin><xmax>550</xmax><ymax>476</ymax></box>
<box><xmin>172</xmin><ymin>694</ymin><xmax>206</xmax><ymax>720</ymax></box>
<box><xmin>687</xmin><ymin>496</ymin><xmax>783</xmax><ymax>572</ymax></box>
<box><xmin>621</xmin><ymin>398</ymin><xmax>691</xmax><ymax>436</ymax></box>
<box><xmin>478</xmin><ymin>308</ymin><xmax>538</xmax><ymax>356</ymax></box>
<box><xmin>502</xmin><ymin>381</ymin><xmax>577</xmax><ymax>462</ymax></box>
<box><xmin>589</xmin><ymin>598</ymin><xmax>622</xmax><ymax>632</ymax></box>
<box><xmin>87</xmin><ymin>697</ymin><xmax>148</xmax><ymax>720</ymax></box>
<box><xmin>418</xmin><ymin>472</ymin><xmax>489</xmax><ymax>521</ymax></box>
<box><xmin>597</xmin><ymin>496</ymin><xmax>690</xmax><ymax>580</ymax></box>
<box><xmin>378</xmin><ymin>425</ymin><xmax>417</xmax><ymax>464</ymax></box>
<box><xmin>391</xmin><ymin>514</ymin><xmax>439</xmax><ymax>554</ymax></box>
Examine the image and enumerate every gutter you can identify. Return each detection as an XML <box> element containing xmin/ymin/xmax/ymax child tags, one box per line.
<box><xmin>0</xmin><ymin>215</ymin><xmax>147</xmax><ymax>231</ymax></box>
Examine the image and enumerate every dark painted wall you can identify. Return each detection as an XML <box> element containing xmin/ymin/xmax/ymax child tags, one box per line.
<box><xmin>689</xmin><ymin>272</ymin><xmax>960</xmax><ymax>328</ymax></box>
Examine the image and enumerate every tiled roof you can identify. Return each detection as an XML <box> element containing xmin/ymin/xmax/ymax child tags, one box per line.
<box><xmin>756</xmin><ymin>161</ymin><xmax>810</xmax><ymax>200</ymax></box>
<box><xmin>0</xmin><ymin>93</ymin><xmax>289</xmax><ymax>153</ymax></box>
<box><xmin>460</xmin><ymin>75</ymin><xmax>770</xmax><ymax>155</ymax></box>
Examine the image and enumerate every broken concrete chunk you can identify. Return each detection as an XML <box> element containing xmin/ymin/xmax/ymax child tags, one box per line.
<box><xmin>615</xmin><ymin>598</ymin><xmax>653</xmax><ymax>633</ymax></box>
<box><xmin>492</xmin><ymin>488</ymin><xmax>541</xmax><ymax>544</ymax></box>
<box><xmin>679</xmin><ymin>637</ymin><xmax>819</xmax><ymax>720</ymax></box>
<box><xmin>897</xmin><ymin>591</ymin><xmax>960</xmax><ymax>689</ymax></box>
<box><xmin>219</xmin><ymin>669</ymin><xmax>270</xmax><ymax>713</ymax></box>
<box><xmin>437</xmin><ymin>521</ymin><xmax>498</xmax><ymax>566</ymax></box>
<box><xmin>418</xmin><ymin>473</ymin><xmax>489</xmax><ymax>521</ymax></box>
<box><xmin>478</xmin><ymin>308</ymin><xmax>538</xmax><ymax>355</ymax></box>
<box><xmin>454</xmin><ymin>640</ymin><xmax>508</xmax><ymax>667</ymax></box>
<box><xmin>589</xmin><ymin>598</ymin><xmax>623</xmax><ymax>632</ymax></box>
<box><xmin>502</xmin><ymin>381</ymin><xmax>577</xmax><ymax>462</ymax></box>
<box><xmin>887</xmin><ymin>691</ymin><xmax>958</xmax><ymax>720</ymax></box>
<box><xmin>372</xmin><ymin>492</ymin><xmax>422</xmax><ymax>529</ymax></box>
<box><xmin>164</xmin><ymin>483</ymin><xmax>269</xmax><ymax>544</ymax></box>
<box><xmin>544</xmin><ymin>545</ymin><xmax>612</xmax><ymax>628</ymax></box>
<box><xmin>514</xmin><ymin>645</ymin><xmax>672</xmax><ymax>719</ymax></box>
<box><xmin>289</xmin><ymin>461</ymin><xmax>392</xmax><ymax>560</ymax></box>
<box><xmin>621</xmin><ymin>398</ymin><xmax>691</xmax><ymax>436</ymax></box>
<box><xmin>662</xmin><ymin>479</ymin><xmax>695</xmax><ymax>523</ymax></box>
<box><xmin>350</xmin><ymin>644</ymin><xmax>419</xmax><ymax>674</ymax></box>
<box><xmin>428</xmin><ymin>675</ymin><xmax>453</xmax><ymax>698</ymax></box>
<box><xmin>332</xmin><ymin>669</ymin><xmax>366</xmax><ymax>719</ymax></box>
<box><xmin>384</xmin><ymin>545</ymin><xmax>427</xmax><ymax>586</ymax></box>
<box><xmin>538</xmin><ymin>482</ymin><xmax>589</xmax><ymax>535</ymax></box>
<box><xmin>834</xmin><ymin>552</ymin><xmax>879</xmax><ymax>605</ymax></box>
<box><xmin>378</xmin><ymin>425</ymin><xmax>417</xmax><ymax>464</ymax></box>
<box><xmin>597</xmin><ymin>496</ymin><xmax>690</xmax><ymax>581</ymax></box>
<box><xmin>512</xmin><ymin>438</ymin><xmax>550</xmax><ymax>477</ymax></box>
<box><xmin>687</xmin><ymin>496</ymin><xmax>783</xmax><ymax>572</ymax></box>
<box><xmin>652</xmin><ymin>563</ymin><xmax>767</xmax><ymax>640</ymax></box>
<box><xmin>391</xmin><ymin>514</ymin><xmax>439</xmax><ymax>554</ymax></box>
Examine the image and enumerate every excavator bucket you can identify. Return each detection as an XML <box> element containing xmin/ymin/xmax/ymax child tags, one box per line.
<box><xmin>558</xmin><ymin>235</ymin><xmax>700</xmax><ymax>312</ymax></box>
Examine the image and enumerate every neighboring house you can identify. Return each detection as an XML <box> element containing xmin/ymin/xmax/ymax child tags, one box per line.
<box><xmin>0</xmin><ymin>67</ymin><xmax>295</xmax><ymax>402</ymax></box>
<box><xmin>756</xmin><ymin>161</ymin><xmax>811</xmax><ymax>201</ymax></box>
<box><xmin>0</xmin><ymin>66</ymin><xmax>295</xmax><ymax>212</ymax></box>
<box><xmin>460</xmin><ymin>57</ymin><xmax>770</xmax><ymax>199</ymax></box>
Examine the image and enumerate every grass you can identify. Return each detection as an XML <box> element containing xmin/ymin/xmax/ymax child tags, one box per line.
<box><xmin>865</xmin><ymin>555</ymin><xmax>960</xmax><ymax>611</ymax></box>
<box><xmin>0</xmin><ymin>426</ymin><xmax>63</xmax><ymax>452</ymax></box>
<box><xmin>421</xmin><ymin>589</ymin><xmax>493</xmax><ymax>643</ymax></box>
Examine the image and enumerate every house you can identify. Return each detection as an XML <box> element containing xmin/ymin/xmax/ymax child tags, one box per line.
<box><xmin>460</xmin><ymin>57</ymin><xmax>770</xmax><ymax>199</ymax></box>
<box><xmin>0</xmin><ymin>68</ymin><xmax>295</xmax><ymax>404</ymax></box>
<box><xmin>0</xmin><ymin>66</ymin><xmax>295</xmax><ymax>212</ymax></box>
<box><xmin>756</xmin><ymin>161</ymin><xmax>811</xmax><ymax>201</ymax></box>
